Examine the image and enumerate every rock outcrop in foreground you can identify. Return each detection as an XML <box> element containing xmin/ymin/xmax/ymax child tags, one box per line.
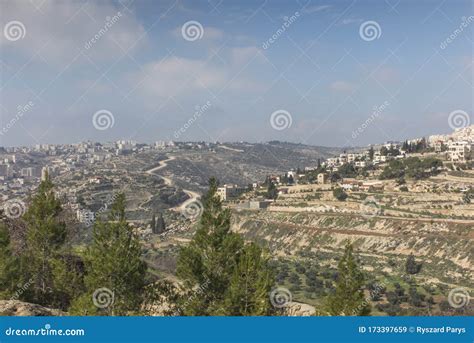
<box><xmin>282</xmin><ymin>302</ymin><xmax>316</xmax><ymax>316</ymax></box>
<box><xmin>0</xmin><ymin>300</ymin><xmax>65</xmax><ymax>316</ymax></box>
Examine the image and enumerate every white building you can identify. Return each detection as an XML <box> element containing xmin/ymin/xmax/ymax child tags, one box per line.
<box><xmin>449</xmin><ymin>141</ymin><xmax>473</xmax><ymax>163</ymax></box>
<box><xmin>217</xmin><ymin>184</ymin><xmax>246</xmax><ymax>201</ymax></box>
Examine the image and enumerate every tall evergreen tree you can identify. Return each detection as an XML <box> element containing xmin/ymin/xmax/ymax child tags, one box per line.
<box><xmin>150</xmin><ymin>214</ymin><xmax>156</xmax><ymax>233</ymax></box>
<box><xmin>0</xmin><ymin>223</ymin><xmax>19</xmax><ymax>298</ymax></box>
<box><xmin>405</xmin><ymin>254</ymin><xmax>421</xmax><ymax>275</ymax></box>
<box><xmin>326</xmin><ymin>243</ymin><xmax>370</xmax><ymax>316</ymax></box>
<box><xmin>21</xmin><ymin>175</ymin><xmax>74</xmax><ymax>309</ymax></box>
<box><xmin>223</xmin><ymin>242</ymin><xmax>273</xmax><ymax>315</ymax></box>
<box><xmin>266</xmin><ymin>182</ymin><xmax>278</xmax><ymax>200</ymax></box>
<box><xmin>70</xmin><ymin>193</ymin><xmax>147</xmax><ymax>315</ymax></box>
<box><xmin>368</xmin><ymin>147</ymin><xmax>375</xmax><ymax>161</ymax></box>
<box><xmin>176</xmin><ymin>177</ymin><xmax>273</xmax><ymax>315</ymax></box>
<box><xmin>153</xmin><ymin>213</ymin><xmax>166</xmax><ymax>234</ymax></box>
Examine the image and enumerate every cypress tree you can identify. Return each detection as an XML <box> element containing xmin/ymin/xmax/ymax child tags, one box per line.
<box><xmin>152</xmin><ymin>213</ymin><xmax>165</xmax><ymax>234</ymax></box>
<box><xmin>326</xmin><ymin>243</ymin><xmax>370</xmax><ymax>316</ymax></box>
<box><xmin>150</xmin><ymin>214</ymin><xmax>156</xmax><ymax>233</ymax></box>
<box><xmin>405</xmin><ymin>254</ymin><xmax>421</xmax><ymax>274</ymax></box>
<box><xmin>266</xmin><ymin>182</ymin><xmax>278</xmax><ymax>200</ymax></box>
<box><xmin>69</xmin><ymin>193</ymin><xmax>146</xmax><ymax>315</ymax></box>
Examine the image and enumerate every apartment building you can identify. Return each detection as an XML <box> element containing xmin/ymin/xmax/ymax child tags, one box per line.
<box><xmin>449</xmin><ymin>141</ymin><xmax>473</xmax><ymax>163</ymax></box>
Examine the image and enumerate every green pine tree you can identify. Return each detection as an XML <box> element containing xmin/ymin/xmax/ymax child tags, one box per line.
<box><xmin>0</xmin><ymin>223</ymin><xmax>19</xmax><ymax>299</ymax></box>
<box><xmin>21</xmin><ymin>175</ymin><xmax>76</xmax><ymax>309</ymax></box>
<box><xmin>69</xmin><ymin>193</ymin><xmax>146</xmax><ymax>316</ymax></box>
<box><xmin>223</xmin><ymin>242</ymin><xmax>273</xmax><ymax>315</ymax></box>
<box><xmin>326</xmin><ymin>243</ymin><xmax>370</xmax><ymax>316</ymax></box>
<box><xmin>176</xmin><ymin>177</ymin><xmax>274</xmax><ymax>315</ymax></box>
<box><xmin>405</xmin><ymin>254</ymin><xmax>421</xmax><ymax>275</ymax></box>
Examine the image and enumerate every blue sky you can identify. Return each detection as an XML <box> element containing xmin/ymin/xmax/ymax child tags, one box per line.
<box><xmin>0</xmin><ymin>0</ymin><xmax>472</xmax><ymax>147</ymax></box>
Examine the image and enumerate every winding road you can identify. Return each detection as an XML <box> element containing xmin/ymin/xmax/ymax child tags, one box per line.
<box><xmin>145</xmin><ymin>156</ymin><xmax>200</xmax><ymax>212</ymax></box>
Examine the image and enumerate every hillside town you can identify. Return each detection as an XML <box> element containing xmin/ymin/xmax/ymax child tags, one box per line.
<box><xmin>1</xmin><ymin>126</ymin><xmax>473</xmax><ymax>226</ymax></box>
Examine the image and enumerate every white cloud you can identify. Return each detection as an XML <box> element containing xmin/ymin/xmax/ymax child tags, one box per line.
<box><xmin>374</xmin><ymin>67</ymin><xmax>400</xmax><ymax>83</ymax></box>
<box><xmin>301</xmin><ymin>5</ymin><xmax>331</xmax><ymax>14</ymax></box>
<box><xmin>128</xmin><ymin>54</ymin><xmax>265</xmax><ymax>98</ymax></box>
<box><xmin>230</xmin><ymin>46</ymin><xmax>264</xmax><ymax>65</ymax></box>
<box><xmin>128</xmin><ymin>56</ymin><xmax>226</xmax><ymax>97</ymax></box>
<box><xmin>330</xmin><ymin>80</ymin><xmax>356</xmax><ymax>92</ymax></box>
<box><xmin>0</xmin><ymin>0</ymin><xmax>147</xmax><ymax>64</ymax></box>
<box><xmin>339</xmin><ymin>18</ymin><xmax>363</xmax><ymax>25</ymax></box>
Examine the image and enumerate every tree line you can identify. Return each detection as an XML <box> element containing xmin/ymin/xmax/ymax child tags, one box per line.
<box><xmin>0</xmin><ymin>176</ymin><xmax>371</xmax><ymax>316</ymax></box>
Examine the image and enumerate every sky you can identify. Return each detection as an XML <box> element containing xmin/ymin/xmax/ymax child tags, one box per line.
<box><xmin>0</xmin><ymin>0</ymin><xmax>472</xmax><ymax>148</ymax></box>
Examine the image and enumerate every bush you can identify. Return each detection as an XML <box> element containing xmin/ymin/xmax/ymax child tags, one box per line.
<box><xmin>333</xmin><ymin>188</ymin><xmax>348</xmax><ymax>201</ymax></box>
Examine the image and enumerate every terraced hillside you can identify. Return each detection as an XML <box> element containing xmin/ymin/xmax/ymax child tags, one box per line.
<box><xmin>231</xmin><ymin>210</ymin><xmax>473</xmax><ymax>315</ymax></box>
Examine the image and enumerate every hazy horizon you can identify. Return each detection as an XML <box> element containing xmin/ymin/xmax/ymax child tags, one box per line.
<box><xmin>1</xmin><ymin>0</ymin><xmax>472</xmax><ymax>148</ymax></box>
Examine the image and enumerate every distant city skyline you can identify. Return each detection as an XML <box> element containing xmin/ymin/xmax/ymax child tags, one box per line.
<box><xmin>0</xmin><ymin>0</ymin><xmax>472</xmax><ymax>148</ymax></box>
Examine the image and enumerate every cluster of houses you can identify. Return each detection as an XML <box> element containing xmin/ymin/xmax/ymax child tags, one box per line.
<box><xmin>323</xmin><ymin>142</ymin><xmax>407</xmax><ymax>171</ymax></box>
<box><xmin>429</xmin><ymin>125</ymin><xmax>473</xmax><ymax>163</ymax></box>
